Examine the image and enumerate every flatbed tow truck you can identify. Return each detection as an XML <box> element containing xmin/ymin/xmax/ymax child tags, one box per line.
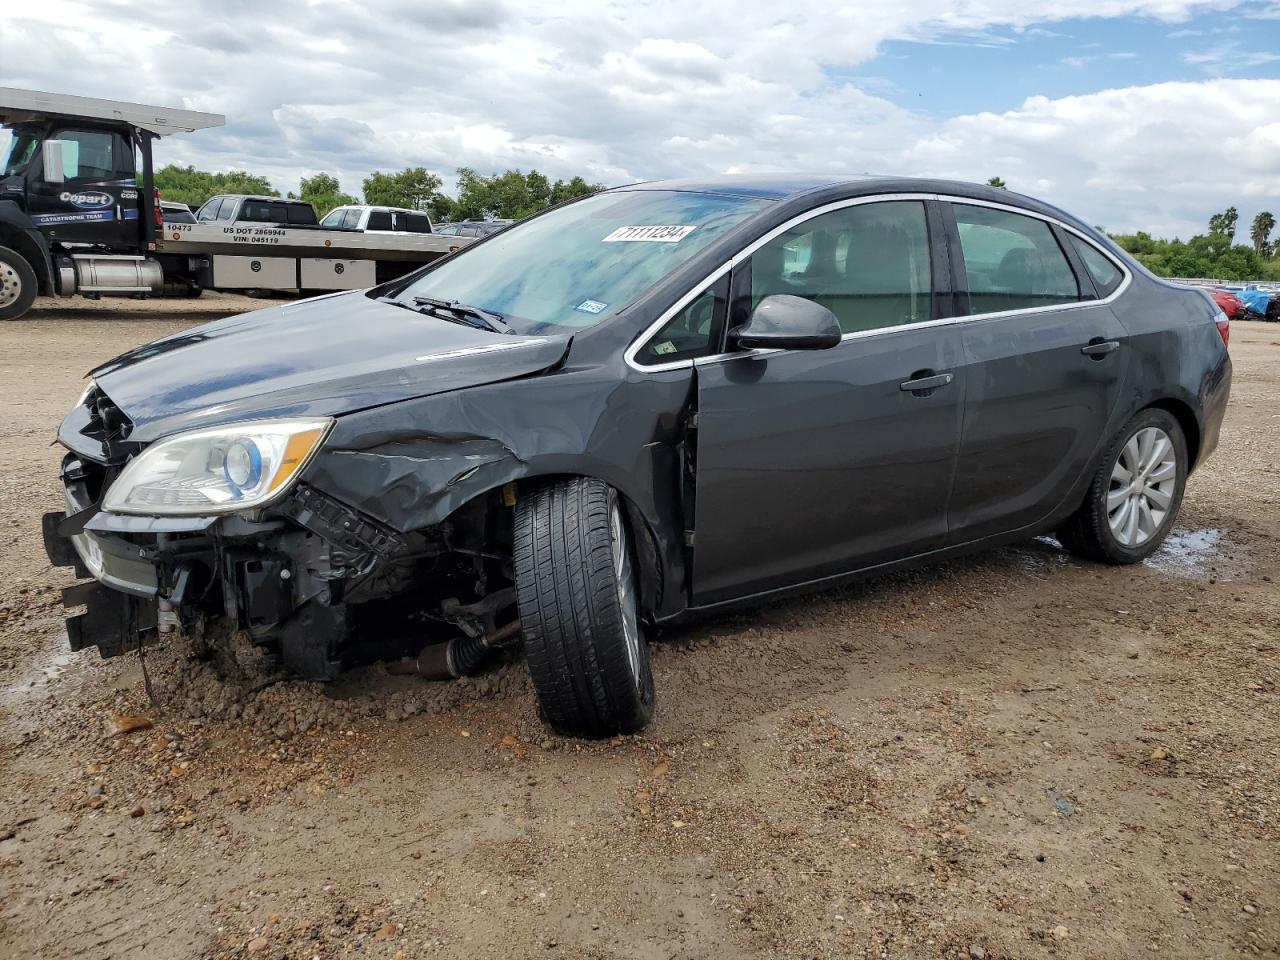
<box><xmin>0</xmin><ymin>88</ymin><xmax>469</xmax><ymax>320</ymax></box>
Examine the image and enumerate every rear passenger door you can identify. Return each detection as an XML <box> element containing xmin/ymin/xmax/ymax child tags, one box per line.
<box><xmin>944</xmin><ymin>201</ymin><xmax>1129</xmax><ymax>542</ymax></box>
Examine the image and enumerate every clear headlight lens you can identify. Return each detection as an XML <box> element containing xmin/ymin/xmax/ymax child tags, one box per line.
<box><xmin>103</xmin><ymin>418</ymin><xmax>333</xmax><ymax>516</ymax></box>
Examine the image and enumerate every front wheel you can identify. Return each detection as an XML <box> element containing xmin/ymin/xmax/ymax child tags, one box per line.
<box><xmin>0</xmin><ymin>246</ymin><xmax>38</xmax><ymax>321</ymax></box>
<box><xmin>513</xmin><ymin>478</ymin><xmax>655</xmax><ymax>738</ymax></box>
<box><xmin>1057</xmin><ymin>408</ymin><xmax>1187</xmax><ymax>564</ymax></box>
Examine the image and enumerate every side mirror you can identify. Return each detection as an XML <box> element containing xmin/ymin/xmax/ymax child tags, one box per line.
<box><xmin>732</xmin><ymin>294</ymin><xmax>842</xmax><ymax>350</ymax></box>
<box><xmin>42</xmin><ymin>140</ymin><xmax>65</xmax><ymax>184</ymax></box>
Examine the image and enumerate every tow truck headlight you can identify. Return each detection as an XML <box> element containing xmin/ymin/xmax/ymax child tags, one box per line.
<box><xmin>102</xmin><ymin>418</ymin><xmax>333</xmax><ymax>516</ymax></box>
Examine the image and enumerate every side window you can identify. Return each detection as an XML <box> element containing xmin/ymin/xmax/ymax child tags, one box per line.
<box><xmin>399</xmin><ymin>213</ymin><xmax>432</xmax><ymax>233</ymax></box>
<box><xmin>54</xmin><ymin>130</ymin><xmax>117</xmax><ymax>180</ymax></box>
<box><xmin>320</xmin><ymin>209</ymin><xmax>346</xmax><ymax>227</ymax></box>
<box><xmin>367</xmin><ymin>211</ymin><xmax>394</xmax><ymax>231</ymax></box>
<box><xmin>341</xmin><ymin>208</ymin><xmax>362</xmax><ymax>229</ymax></box>
<box><xmin>953</xmin><ymin>205</ymin><xmax>1079</xmax><ymax>314</ymax></box>
<box><xmin>217</xmin><ymin>199</ymin><xmax>237</xmax><ymax>222</ymax></box>
<box><xmin>197</xmin><ymin>198</ymin><xmax>223</xmax><ymax>222</ymax></box>
<box><xmin>636</xmin><ymin>281</ymin><xmax>726</xmax><ymax>366</ymax></box>
<box><xmin>749</xmin><ymin>200</ymin><xmax>932</xmax><ymax>334</ymax></box>
<box><xmin>286</xmin><ymin>203</ymin><xmax>316</xmax><ymax>225</ymax></box>
<box><xmin>1067</xmin><ymin>234</ymin><xmax>1123</xmax><ymax>298</ymax></box>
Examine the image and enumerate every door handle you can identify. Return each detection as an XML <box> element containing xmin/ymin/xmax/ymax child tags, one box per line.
<box><xmin>1081</xmin><ymin>338</ymin><xmax>1120</xmax><ymax>358</ymax></box>
<box><xmin>899</xmin><ymin>372</ymin><xmax>953</xmax><ymax>394</ymax></box>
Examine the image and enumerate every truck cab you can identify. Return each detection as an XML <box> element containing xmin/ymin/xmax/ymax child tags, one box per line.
<box><xmin>320</xmin><ymin>205</ymin><xmax>432</xmax><ymax>234</ymax></box>
<box><xmin>2</xmin><ymin>120</ymin><xmax>144</xmax><ymax>251</ymax></box>
<box><xmin>195</xmin><ymin>195</ymin><xmax>320</xmax><ymax>227</ymax></box>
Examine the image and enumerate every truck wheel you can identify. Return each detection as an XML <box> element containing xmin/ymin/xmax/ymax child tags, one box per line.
<box><xmin>0</xmin><ymin>246</ymin><xmax>38</xmax><ymax>321</ymax></box>
<box><xmin>513</xmin><ymin>478</ymin><xmax>655</xmax><ymax>738</ymax></box>
<box><xmin>1056</xmin><ymin>408</ymin><xmax>1187</xmax><ymax>564</ymax></box>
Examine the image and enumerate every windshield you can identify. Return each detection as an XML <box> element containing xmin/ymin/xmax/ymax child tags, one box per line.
<box><xmin>1</xmin><ymin>125</ymin><xmax>41</xmax><ymax>177</ymax></box>
<box><xmin>395</xmin><ymin>190</ymin><xmax>767</xmax><ymax>334</ymax></box>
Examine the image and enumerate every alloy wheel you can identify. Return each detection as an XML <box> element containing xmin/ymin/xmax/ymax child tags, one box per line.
<box><xmin>1107</xmin><ymin>425</ymin><xmax>1177</xmax><ymax>547</ymax></box>
<box><xmin>609</xmin><ymin>501</ymin><xmax>644</xmax><ymax>693</ymax></box>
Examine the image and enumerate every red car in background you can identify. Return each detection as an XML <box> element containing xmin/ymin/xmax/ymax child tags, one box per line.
<box><xmin>1206</xmin><ymin>287</ymin><xmax>1245</xmax><ymax>320</ymax></box>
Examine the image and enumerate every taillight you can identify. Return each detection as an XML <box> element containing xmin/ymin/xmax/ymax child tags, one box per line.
<box><xmin>1214</xmin><ymin>310</ymin><xmax>1230</xmax><ymax>348</ymax></box>
<box><xmin>153</xmin><ymin>188</ymin><xmax>163</xmax><ymax>228</ymax></box>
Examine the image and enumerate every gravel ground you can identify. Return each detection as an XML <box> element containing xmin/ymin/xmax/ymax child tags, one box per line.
<box><xmin>0</xmin><ymin>293</ymin><xmax>1276</xmax><ymax>960</ymax></box>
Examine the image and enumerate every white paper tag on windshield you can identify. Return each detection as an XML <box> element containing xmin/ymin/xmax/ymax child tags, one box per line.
<box><xmin>602</xmin><ymin>225</ymin><xmax>697</xmax><ymax>243</ymax></box>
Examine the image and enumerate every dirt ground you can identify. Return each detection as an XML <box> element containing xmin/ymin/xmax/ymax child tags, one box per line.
<box><xmin>0</xmin><ymin>292</ymin><xmax>1276</xmax><ymax>960</ymax></box>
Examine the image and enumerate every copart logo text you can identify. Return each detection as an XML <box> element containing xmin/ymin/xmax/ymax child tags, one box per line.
<box><xmin>59</xmin><ymin>191</ymin><xmax>112</xmax><ymax>209</ymax></box>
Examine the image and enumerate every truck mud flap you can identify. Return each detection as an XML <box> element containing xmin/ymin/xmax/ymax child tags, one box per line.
<box><xmin>63</xmin><ymin>580</ymin><xmax>157</xmax><ymax>659</ymax></box>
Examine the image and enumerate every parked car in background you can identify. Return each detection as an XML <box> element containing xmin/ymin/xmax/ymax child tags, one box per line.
<box><xmin>1233</xmin><ymin>286</ymin><xmax>1279</xmax><ymax>322</ymax></box>
<box><xmin>1205</xmin><ymin>287</ymin><xmax>1244</xmax><ymax>321</ymax></box>
<box><xmin>159</xmin><ymin>201</ymin><xmax>196</xmax><ymax>224</ymax></box>
<box><xmin>194</xmin><ymin>195</ymin><xmax>320</xmax><ymax>227</ymax></box>
<box><xmin>433</xmin><ymin>219</ymin><xmax>513</xmax><ymax>238</ymax></box>
<box><xmin>43</xmin><ymin>175</ymin><xmax>1231</xmax><ymax>739</ymax></box>
<box><xmin>320</xmin><ymin>205</ymin><xmax>432</xmax><ymax>234</ymax></box>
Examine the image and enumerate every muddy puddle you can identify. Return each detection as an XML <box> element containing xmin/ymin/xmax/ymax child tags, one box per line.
<box><xmin>1144</xmin><ymin>527</ymin><xmax>1232</xmax><ymax>580</ymax></box>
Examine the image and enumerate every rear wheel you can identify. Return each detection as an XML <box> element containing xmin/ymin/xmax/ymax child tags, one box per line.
<box><xmin>0</xmin><ymin>246</ymin><xmax>38</xmax><ymax>321</ymax></box>
<box><xmin>513</xmin><ymin>478</ymin><xmax>655</xmax><ymax>738</ymax></box>
<box><xmin>1057</xmin><ymin>408</ymin><xmax>1187</xmax><ymax>564</ymax></box>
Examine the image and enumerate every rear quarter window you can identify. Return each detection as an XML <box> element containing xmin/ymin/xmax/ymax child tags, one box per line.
<box><xmin>1068</xmin><ymin>235</ymin><xmax>1124</xmax><ymax>298</ymax></box>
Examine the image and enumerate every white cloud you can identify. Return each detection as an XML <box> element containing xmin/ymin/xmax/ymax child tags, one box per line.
<box><xmin>1</xmin><ymin>0</ymin><xmax>1277</xmax><ymax>237</ymax></box>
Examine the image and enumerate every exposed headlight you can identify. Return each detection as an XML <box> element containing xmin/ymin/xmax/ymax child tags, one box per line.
<box><xmin>103</xmin><ymin>418</ymin><xmax>333</xmax><ymax>516</ymax></box>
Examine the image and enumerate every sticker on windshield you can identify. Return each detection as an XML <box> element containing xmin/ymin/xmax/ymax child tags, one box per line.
<box><xmin>575</xmin><ymin>299</ymin><xmax>609</xmax><ymax>315</ymax></box>
<box><xmin>602</xmin><ymin>225</ymin><xmax>697</xmax><ymax>243</ymax></box>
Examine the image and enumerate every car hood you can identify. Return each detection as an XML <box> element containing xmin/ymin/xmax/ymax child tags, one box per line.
<box><xmin>83</xmin><ymin>291</ymin><xmax>571</xmax><ymax>444</ymax></box>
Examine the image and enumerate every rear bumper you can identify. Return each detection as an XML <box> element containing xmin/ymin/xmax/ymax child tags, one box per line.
<box><xmin>1195</xmin><ymin>352</ymin><xmax>1231</xmax><ymax>470</ymax></box>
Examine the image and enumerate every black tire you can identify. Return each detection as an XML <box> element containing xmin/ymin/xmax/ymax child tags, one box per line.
<box><xmin>0</xmin><ymin>245</ymin><xmax>38</xmax><ymax>321</ymax></box>
<box><xmin>1056</xmin><ymin>408</ymin><xmax>1187</xmax><ymax>564</ymax></box>
<box><xmin>513</xmin><ymin>477</ymin><xmax>655</xmax><ymax>738</ymax></box>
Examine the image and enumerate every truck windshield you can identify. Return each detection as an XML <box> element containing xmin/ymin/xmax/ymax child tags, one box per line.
<box><xmin>1</xmin><ymin>126</ymin><xmax>41</xmax><ymax>177</ymax></box>
<box><xmin>395</xmin><ymin>190</ymin><xmax>767</xmax><ymax>334</ymax></box>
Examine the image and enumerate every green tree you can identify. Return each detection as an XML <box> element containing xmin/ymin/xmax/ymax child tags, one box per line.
<box><xmin>550</xmin><ymin>175</ymin><xmax>604</xmax><ymax>206</ymax></box>
<box><xmin>986</xmin><ymin>176</ymin><xmax>1007</xmax><ymax>189</ymax></box>
<box><xmin>290</xmin><ymin>172</ymin><xmax>355</xmax><ymax>218</ymax></box>
<box><xmin>362</xmin><ymin>167</ymin><xmax>452</xmax><ymax>221</ymax></box>
<box><xmin>1207</xmin><ymin>206</ymin><xmax>1238</xmax><ymax>240</ymax></box>
<box><xmin>153</xmin><ymin>164</ymin><xmax>278</xmax><ymax>209</ymax></box>
<box><xmin>1111</xmin><ymin>226</ymin><xmax>1265</xmax><ymax>280</ymax></box>
<box><xmin>1250</xmin><ymin>211</ymin><xmax>1275</xmax><ymax>256</ymax></box>
<box><xmin>450</xmin><ymin>168</ymin><xmax>604</xmax><ymax>221</ymax></box>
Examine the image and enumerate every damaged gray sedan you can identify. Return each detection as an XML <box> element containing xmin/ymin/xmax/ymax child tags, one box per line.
<box><xmin>44</xmin><ymin>175</ymin><xmax>1230</xmax><ymax>737</ymax></box>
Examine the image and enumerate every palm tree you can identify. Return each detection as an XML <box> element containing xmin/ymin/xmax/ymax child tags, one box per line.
<box><xmin>1250</xmin><ymin>211</ymin><xmax>1275</xmax><ymax>256</ymax></box>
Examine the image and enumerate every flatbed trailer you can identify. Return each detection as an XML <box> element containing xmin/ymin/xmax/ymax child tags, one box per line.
<box><xmin>0</xmin><ymin>88</ymin><xmax>467</xmax><ymax>319</ymax></box>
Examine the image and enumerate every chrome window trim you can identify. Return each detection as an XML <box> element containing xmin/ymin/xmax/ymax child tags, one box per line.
<box><xmin>623</xmin><ymin>262</ymin><xmax>732</xmax><ymax>373</ymax></box>
<box><xmin>944</xmin><ymin>197</ymin><xmax>1132</xmax><ymax>309</ymax></box>
<box><xmin>624</xmin><ymin>192</ymin><xmax>1132</xmax><ymax>374</ymax></box>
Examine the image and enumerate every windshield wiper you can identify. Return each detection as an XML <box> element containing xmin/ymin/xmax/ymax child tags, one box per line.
<box><xmin>408</xmin><ymin>296</ymin><xmax>515</xmax><ymax>335</ymax></box>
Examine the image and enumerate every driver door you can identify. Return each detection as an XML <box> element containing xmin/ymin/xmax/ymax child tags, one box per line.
<box><xmin>26</xmin><ymin>127</ymin><xmax>139</xmax><ymax>248</ymax></box>
<box><xmin>691</xmin><ymin>198</ymin><xmax>964</xmax><ymax>605</ymax></box>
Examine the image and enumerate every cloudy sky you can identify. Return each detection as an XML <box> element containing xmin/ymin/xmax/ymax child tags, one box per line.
<box><xmin>3</xmin><ymin>0</ymin><xmax>1279</xmax><ymax>236</ymax></box>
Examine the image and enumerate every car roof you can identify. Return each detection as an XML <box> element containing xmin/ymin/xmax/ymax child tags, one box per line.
<box><xmin>613</xmin><ymin>174</ymin><xmax>1098</xmax><ymax>235</ymax></box>
<box><xmin>332</xmin><ymin>205</ymin><xmax>422</xmax><ymax>214</ymax></box>
<box><xmin>211</xmin><ymin>195</ymin><xmax>311</xmax><ymax>204</ymax></box>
